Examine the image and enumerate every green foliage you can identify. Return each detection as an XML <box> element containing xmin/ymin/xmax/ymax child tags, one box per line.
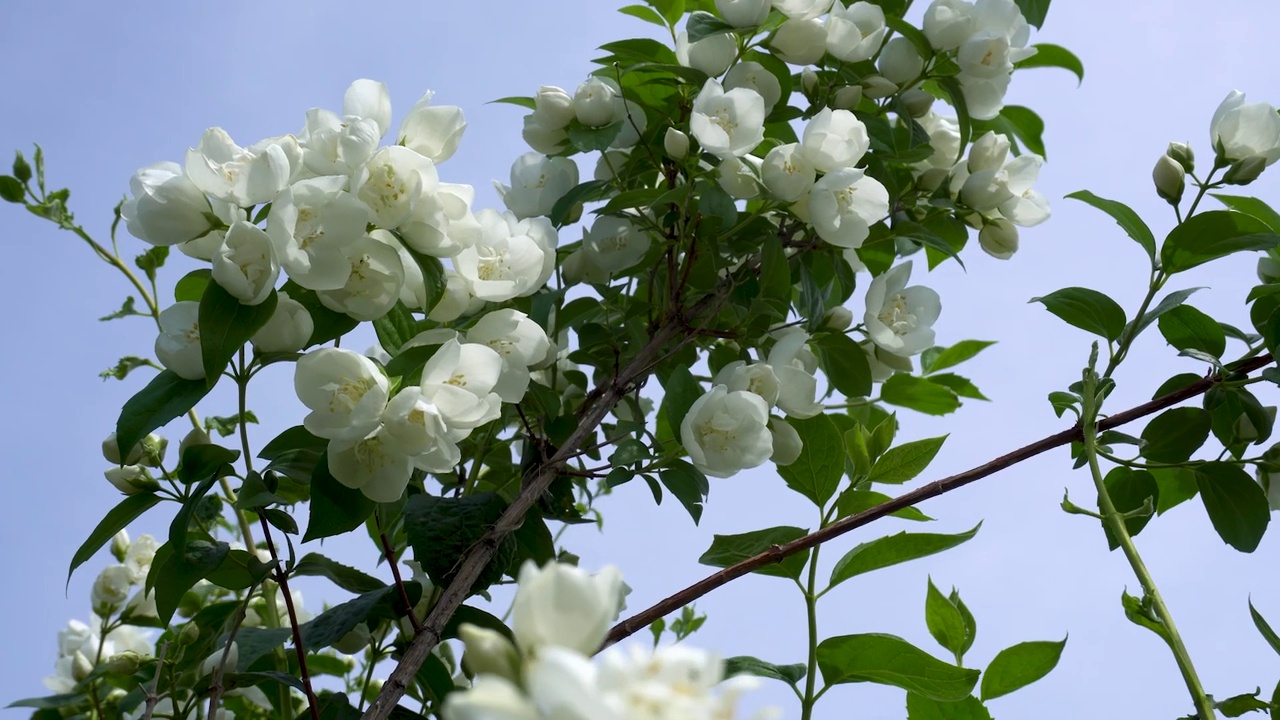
<box><xmin>828</xmin><ymin>525</ymin><xmax>980</xmax><ymax>590</ymax></box>
<box><xmin>1195</xmin><ymin>462</ymin><xmax>1270</xmax><ymax>552</ymax></box>
<box><xmin>698</xmin><ymin>526</ymin><xmax>810</xmax><ymax>580</ymax></box>
<box><xmin>67</xmin><ymin>493</ymin><xmax>160</xmax><ymax>583</ymax></box>
<box><xmin>1065</xmin><ymin>191</ymin><xmax>1156</xmax><ymax>262</ymax></box>
<box><xmin>405</xmin><ymin>493</ymin><xmax>512</xmax><ymax>595</ymax></box>
<box><xmin>868</xmin><ymin>435</ymin><xmax>948</xmax><ymax>485</ymax></box>
<box><xmin>1140</xmin><ymin>408</ymin><xmax>1211</xmax><ymax>463</ymax></box>
<box><xmin>304</xmin><ymin>454</ymin><xmax>374</xmax><ymax>542</ymax></box>
<box><xmin>817</xmin><ymin>633</ymin><xmax>980</xmax><ymax>701</ymax></box>
<box><xmin>1030</xmin><ymin>287</ymin><xmax>1127</xmax><ymax>342</ymax></box>
<box><xmin>777</xmin><ymin>415</ymin><xmax>846</xmax><ymax>506</ymax></box>
<box><xmin>198</xmin><ymin>282</ymin><xmax>277</xmax><ymax>384</ymax></box>
<box><xmin>979</xmin><ymin>638</ymin><xmax>1067</xmax><ymax>700</ymax></box>
<box><xmin>1014</xmin><ymin>43</ymin><xmax>1083</xmax><ymax>83</ymax></box>
<box><xmin>881</xmin><ymin>374</ymin><xmax>962</xmax><ymax>415</ymax></box>
<box><xmin>115</xmin><ymin>370</ymin><xmax>212</xmax><ymax>460</ymax></box>
<box><xmin>1162</xmin><ymin>210</ymin><xmax>1280</xmax><ymax>274</ymax></box>
<box><xmin>723</xmin><ymin>656</ymin><xmax>807</xmax><ymax>686</ymax></box>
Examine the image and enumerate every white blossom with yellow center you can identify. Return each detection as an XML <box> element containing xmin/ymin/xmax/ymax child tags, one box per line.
<box><xmin>809</xmin><ymin>166</ymin><xmax>890</xmax><ymax>249</ymax></box>
<box><xmin>863</xmin><ymin>261</ymin><xmax>942</xmax><ymax>357</ymax></box>
<box><xmin>268</xmin><ymin>175</ymin><xmax>371</xmax><ymax>290</ymax></box>
<box><xmin>352</xmin><ymin>145</ymin><xmax>439</xmax><ymax>228</ymax></box>
<box><xmin>294</xmin><ymin>347</ymin><xmax>389</xmax><ymax>442</ymax></box>
<box><xmin>681</xmin><ymin>385</ymin><xmax>773</xmax><ymax>478</ymax></box>
<box><xmin>154</xmin><ymin>301</ymin><xmax>205</xmax><ymax>380</ymax></box>
<box><xmin>690</xmin><ymin>79</ymin><xmax>766</xmax><ymax>160</ymax></box>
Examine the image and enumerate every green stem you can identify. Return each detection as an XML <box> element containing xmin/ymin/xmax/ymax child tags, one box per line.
<box><xmin>1105</xmin><ymin>270</ymin><xmax>1165</xmax><ymax>378</ymax></box>
<box><xmin>1081</xmin><ymin>362</ymin><xmax>1216</xmax><ymax>719</ymax></box>
<box><xmin>799</xmin><ymin>542</ymin><xmax>822</xmax><ymax>720</ymax></box>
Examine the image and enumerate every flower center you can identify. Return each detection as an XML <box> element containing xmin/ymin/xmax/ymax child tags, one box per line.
<box><xmin>877</xmin><ymin>292</ymin><xmax>917</xmax><ymax>336</ymax></box>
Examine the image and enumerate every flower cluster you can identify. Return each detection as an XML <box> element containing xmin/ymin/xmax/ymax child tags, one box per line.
<box><xmin>443</xmin><ymin>561</ymin><xmax>771</xmax><ymax>720</ymax></box>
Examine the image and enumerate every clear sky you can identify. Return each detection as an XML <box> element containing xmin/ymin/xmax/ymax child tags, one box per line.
<box><xmin>2</xmin><ymin>1</ymin><xmax>1278</xmax><ymax>718</ymax></box>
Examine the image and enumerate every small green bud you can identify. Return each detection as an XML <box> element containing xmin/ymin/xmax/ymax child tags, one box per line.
<box><xmin>1166</xmin><ymin>141</ymin><xmax>1195</xmax><ymax>173</ymax></box>
<box><xmin>139</xmin><ymin>433</ymin><xmax>168</xmax><ymax>468</ymax></box>
<box><xmin>861</xmin><ymin>75</ymin><xmax>898</xmax><ymax>99</ymax></box>
<box><xmin>1223</xmin><ymin>155</ymin><xmax>1267</xmax><ymax>185</ymax></box>
<box><xmin>106</xmin><ymin>651</ymin><xmax>142</xmax><ymax>675</ymax></box>
<box><xmin>12</xmin><ymin>152</ymin><xmax>31</xmax><ymax>183</ymax></box>
<box><xmin>1152</xmin><ymin>154</ymin><xmax>1186</xmax><ymax>204</ymax></box>
<box><xmin>901</xmin><ymin>88</ymin><xmax>935</xmax><ymax>118</ymax></box>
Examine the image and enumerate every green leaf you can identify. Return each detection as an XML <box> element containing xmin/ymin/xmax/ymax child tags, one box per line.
<box><xmin>1030</xmin><ymin>287</ymin><xmax>1127</xmax><ymax>341</ymax></box>
<box><xmin>662</xmin><ymin>365</ymin><xmax>702</xmax><ymax>440</ymax></box>
<box><xmin>618</xmin><ymin>4</ymin><xmax>667</xmax><ymax>26</ymax></box>
<box><xmin>281</xmin><ymin>281</ymin><xmax>359</xmax><ymax>348</ymax></box>
<box><xmin>835</xmin><ymin>488</ymin><xmax>934</xmax><ymax>522</ymax></box>
<box><xmin>205</xmin><ymin>548</ymin><xmax>273</xmax><ymax>591</ymax></box>
<box><xmin>1196</xmin><ymin>462</ymin><xmax>1270</xmax><ymax>552</ymax></box>
<box><xmin>1162</xmin><ymin>210</ymin><xmax>1280</xmax><ymax>274</ymax></box>
<box><xmin>99</xmin><ymin>355</ymin><xmax>156</xmax><ymax>381</ymax></box>
<box><xmin>906</xmin><ymin>694</ymin><xmax>992</xmax><ymax>720</ymax></box>
<box><xmin>134</xmin><ymin>246</ymin><xmax>169</xmax><ymax>283</ymax></box>
<box><xmin>405</xmin><ymin>492</ymin><xmax>511</xmax><ymax>595</ymax></box>
<box><xmin>928</xmin><ymin>374</ymin><xmax>988</xmax><ymax>401</ymax></box>
<box><xmin>153</xmin><ymin>540</ymin><xmax>229</xmax><ymax>625</ymax></box>
<box><xmin>925</xmin><ymin>578</ymin><xmax>969</xmax><ymax>659</ymax></box>
<box><xmin>1014</xmin><ymin>43</ymin><xmax>1083</xmax><ymax>83</ymax></box>
<box><xmin>868</xmin><ymin>436</ymin><xmax>948</xmax><ymax>485</ymax></box>
<box><xmin>67</xmin><ymin>493</ymin><xmax>161</xmax><ymax>584</ymax></box>
<box><xmin>11</xmin><ymin>151</ymin><xmax>31</xmax><ymax>183</ymax></box>
<box><xmin>1065</xmin><ymin>190</ymin><xmax>1156</xmax><ymax>262</ymax></box>
<box><xmin>1211</xmin><ymin>194</ymin><xmax>1280</xmax><ymax>232</ymax></box>
<box><xmin>490</xmin><ymin>96</ymin><xmax>536</xmax><ymax>109</ymax></box>
<box><xmin>372</xmin><ymin>301</ymin><xmax>418</xmax><ymax>355</ymax></box>
<box><xmin>1215</xmin><ymin>691</ymin><xmax>1270</xmax><ymax>717</ymax></box>
<box><xmin>923</xmin><ymin>341</ymin><xmax>996</xmax><ymax>375</ymax></box>
<box><xmin>1133</xmin><ymin>287</ymin><xmax>1205</xmax><ymax>335</ymax></box>
<box><xmin>99</xmin><ymin>296</ymin><xmax>142</xmax><ymax>321</ymax></box>
<box><xmin>303</xmin><ymin>453</ymin><xmax>375</xmax><ymax>543</ymax></box>
<box><xmin>5</xmin><ymin>694</ymin><xmax>82</xmax><ymax>710</ymax></box>
<box><xmin>199</xmin><ymin>282</ymin><xmax>277</xmax><ymax>384</ymax></box>
<box><xmin>818</xmin><ymin>332</ymin><xmax>874</xmax><ymax>399</ymax></box>
<box><xmin>979</xmin><ymin>638</ymin><xmax>1067</xmax><ymax>701</ymax></box>
<box><xmin>175</xmin><ymin>269</ymin><xmax>212</xmax><ymax>303</ymax></box>
<box><xmin>1158</xmin><ymin>305</ymin><xmax>1226</xmax><ymax>357</ymax></box>
<box><xmin>660</xmin><ymin>460</ymin><xmax>711</xmax><ymax>524</ymax></box>
<box><xmin>205</xmin><ymin>411</ymin><xmax>259</xmax><ymax>438</ymax></box>
<box><xmin>648</xmin><ymin>0</ymin><xmax>686</xmax><ymax>25</ymax></box>
<box><xmin>1152</xmin><ymin>467</ymin><xmax>1199</xmax><ymax>514</ymax></box>
<box><xmin>568</xmin><ymin>120</ymin><xmax>625</xmax><ymax>154</ymax></box>
<box><xmin>1141</xmin><ymin>407</ymin><xmax>1211</xmax><ymax>463</ymax></box>
<box><xmin>115</xmin><ymin>370</ymin><xmax>213</xmax><ymax>460</ymax></box>
<box><xmin>298</xmin><ymin>586</ymin><xmax>396</xmax><ymax>651</ymax></box>
<box><xmin>0</xmin><ymin>175</ymin><xmax>23</xmax><ymax>203</ymax></box>
<box><xmin>686</xmin><ymin>10</ymin><xmax>732</xmax><ymax>42</ymax></box>
<box><xmin>550</xmin><ymin>180</ymin><xmax>612</xmax><ymax>227</ymax></box>
<box><xmin>818</xmin><ymin>633</ymin><xmax>980</xmax><ymax>701</ymax></box>
<box><xmin>1248</xmin><ymin>598</ymin><xmax>1280</xmax><ymax>657</ymax></box>
<box><xmin>1100</xmin><ymin>467</ymin><xmax>1158</xmax><ymax>549</ymax></box>
<box><xmin>758</xmin><ymin>236</ymin><xmax>791</xmax><ymax>302</ymax></box>
<box><xmin>698</xmin><ymin>526</ymin><xmax>810</xmax><ymax>580</ymax></box>
<box><xmin>829</xmin><ymin>524</ymin><xmax>980</xmax><ymax>589</ymax></box>
<box><xmin>882</xmin><ymin>374</ymin><xmax>962</xmax><ymax>416</ymax></box>
<box><xmin>723</xmin><ymin>656</ymin><xmax>807</xmax><ymax>686</ymax></box>
<box><xmin>1013</xmin><ymin>0</ymin><xmax>1049</xmax><ymax>27</ymax></box>
<box><xmin>777</xmin><ymin>414</ymin><xmax>846</xmax><ymax>507</ymax></box>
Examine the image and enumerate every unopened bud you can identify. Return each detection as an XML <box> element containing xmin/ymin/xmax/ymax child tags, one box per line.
<box><xmin>111</xmin><ymin>530</ymin><xmax>130</xmax><ymax>562</ymax></box>
<box><xmin>1152</xmin><ymin>154</ymin><xmax>1186</xmax><ymax>204</ymax></box>
<box><xmin>833</xmin><ymin>85</ymin><xmax>863</xmax><ymax>111</ymax></box>
<box><xmin>106</xmin><ymin>651</ymin><xmax>142</xmax><ymax>675</ymax></box>
<box><xmin>1224</xmin><ymin>155</ymin><xmax>1267</xmax><ymax>185</ymax></box>
<box><xmin>363</xmin><ymin>679</ymin><xmax>384</xmax><ymax>704</ymax></box>
<box><xmin>102</xmin><ymin>432</ymin><xmax>144</xmax><ymax>466</ymax></box>
<box><xmin>915</xmin><ymin>167</ymin><xmax>949</xmax><ymax>193</ymax></box>
<box><xmin>823</xmin><ymin>306</ymin><xmax>854</xmax><ymax>331</ymax></box>
<box><xmin>1166</xmin><ymin>141</ymin><xmax>1195</xmax><ymax>173</ymax></box>
<box><xmin>139</xmin><ymin>433</ymin><xmax>168</xmax><ymax>468</ymax></box>
<box><xmin>458</xmin><ymin>623</ymin><xmax>521</xmax><ymax>682</ymax></box>
<box><xmin>178</xmin><ymin>622</ymin><xmax>201</xmax><ymax>646</ymax></box>
<box><xmin>105</xmin><ymin>465</ymin><xmax>158</xmax><ymax>495</ymax></box>
<box><xmin>71</xmin><ymin>651</ymin><xmax>94</xmax><ymax>682</ymax></box>
<box><xmin>978</xmin><ymin>218</ymin><xmax>1019</xmax><ymax>260</ymax></box>
<box><xmin>1258</xmin><ymin>254</ymin><xmax>1280</xmax><ymax>284</ymax></box>
<box><xmin>901</xmin><ymin>88</ymin><xmax>935</xmax><ymax>118</ymax></box>
<box><xmin>800</xmin><ymin>68</ymin><xmax>819</xmax><ymax>97</ymax></box>
<box><xmin>331</xmin><ymin>623</ymin><xmax>372</xmax><ymax>655</ymax></box>
<box><xmin>179</xmin><ymin>427</ymin><xmax>212</xmax><ymax>456</ymax></box>
<box><xmin>664</xmin><ymin>128</ymin><xmax>690</xmax><ymax>160</ymax></box>
<box><xmin>861</xmin><ymin>75</ymin><xmax>899</xmax><ymax>99</ymax></box>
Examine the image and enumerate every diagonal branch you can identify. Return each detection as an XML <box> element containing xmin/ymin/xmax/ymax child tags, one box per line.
<box><xmin>602</xmin><ymin>354</ymin><xmax>1275</xmax><ymax>647</ymax></box>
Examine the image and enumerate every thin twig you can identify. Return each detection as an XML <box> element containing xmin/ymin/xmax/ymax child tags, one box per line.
<box><xmin>260</xmin><ymin>517</ymin><xmax>321</xmax><ymax>720</ymax></box>
<box><xmin>602</xmin><ymin>354</ymin><xmax>1275</xmax><ymax>646</ymax></box>
<box><xmin>206</xmin><ymin>597</ymin><xmax>251</xmax><ymax>718</ymax></box>
<box><xmin>377</xmin><ymin>514</ymin><xmax>422</xmax><ymax>634</ymax></box>
<box><xmin>141</xmin><ymin>641</ymin><xmax>169</xmax><ymax>720</ymax></box>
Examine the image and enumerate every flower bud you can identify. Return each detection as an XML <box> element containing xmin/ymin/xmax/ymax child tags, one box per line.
<box><xmin>877</xmin><ymin>36</ymin><xmax>924</xmax><ymax>86</ymax></box>
<box><xmin>178</xmin><ymin>622</ymin><xmax>201</xmax><ymax>646</ymax></box>
<box><xmin>833</xmin><ymin>85</ymin><xmax>863</xmax><ymax>111</ymax></box>
<box><xmin>458</xmin><ymin>623</ymin><xmax>521</xmax><ymax>681</ymax></box>
<box><xmin>532</xmin><ymin>86</ymin><xmax>575</xmax><ymax>129</ymax></box>
<box><xmin>800</xmin><ymin>69</ymin><xmax>819</xmax><ymax>96</ymax></box>
<box><xmin>574</xmin><ymin>77</ymin><xmax>619</xmax><ymax>127</ymax></box>
<box><xmin>71</xmin><ymin>651</ymin><xmax>94</xmax><ymax>682</ymax></box>
<box><xmin>91</xmin><ymin>565</ymin><xmax>134</xmax><ymax>616</ymax></box>
<box><xmin>769</xmin><ymin>417</ymin><xmax>803</xmax><ymax>466</ymax></box>
<box><xmin>677</xmin><ymin>31</ymin><xmax>737</xmax><ymax>78</ymax></box>
<box><xmin>916</xmin><ymin>167</ymin><xmax>949</xmax><ymax>193</ymax></box>
<box><xmin>111</xmin><ymin>530</ymin><xmax>131</xmax><ymax>562</ymax></box>
<box><xmin>1224</xmin><ymin>155</ymin><xmax>1267</xmax><ymax>185</ymax></box>
<box><xmin>978</xmin><ymin>218</ymin><xmax>1019</xmax><ymax>260</ymax></box>
<box><xmin>331</xmin><ymin>623</ymin><xmax>373</xmax><ymax>655</ymax></box>
<box><xmin>716</xmin><ymin>0</ymin><xmax>771</xmax><ymax>27</ymax></box>
<box><xmin>139</xmin><ymin>433</ymin><xmax>168</xmax><ymax>468</ymax></box>
<box><xmin>106</xmin><ymin>651</ymin><xmax>142</xmax><ymax>676</ymax></box>
<box><xmin>179</xmin><ymin>427</ymin><xmax>213</xmax><ymax>456</ymax></box>
<box><xmin>1152</xmin><ymin>154</ymin><xmax>1186</xmax><ymax>204</ymax></box>
<box><xmin>102</xmin><ymin>432</ymin><xmax>144</xmax><ymax>466</ymax></box>
<box><xmin>1258</xmin><ymin>253</ymin><xmax>1280</xmax><ymax>284</ymax></box>
<box><xmin>521</xmin><ymin>115</ymin><xmax>570</xmax><ymax>155</ymax></box>
<box><xmin>105</xmin><ymin>465</ymin><xmax>157</xmax><ymax>495</ymax></box>
<box><xmin>861</xmin><ymin>75</ymin><xmax>899</xmax><ymax>99</ymax></box>
<box><xmin>363</xmin><ymin>679</ymin><xmax>384</xmax><ymax>704</ymax></box>
<box><xmin>901</xmin><ymin>88</ymin><xmax>935</xmax><ymax>118</ymax></box>
<box><xmin>664</xmin><ymin>128</ymin><xmax>690</xmax><ymax>160</ymax></box>
<box><xmin>251</xmin><ymin>291</ymin><xmax>314</xmax><ymax>354</ymax></box>
<box><xmin>1166</xmin><ymin>141</ymin><xmax>1195</xmax><ymax>173</ymax></box>
<box><xmin>772</xmin><ymin>18</ymin><xmax>827</xmax><ymax>66</ymax></box>
<box><xmin>823</xmin><ymin>306</ymin><xmax>854</xmax><ymax>331</ymax></box>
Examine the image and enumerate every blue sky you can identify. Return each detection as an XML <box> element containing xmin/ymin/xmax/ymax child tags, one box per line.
<box><xmin>2</xmin><ymin>1</ymin><xmax>1279</xmax><ymax>718</ymax></box>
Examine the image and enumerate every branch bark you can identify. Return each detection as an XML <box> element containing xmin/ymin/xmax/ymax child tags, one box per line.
<box><xmin>603</xmin><ymin>354</ymin><xmax>1275</xmax><ymax>647</ymax></box>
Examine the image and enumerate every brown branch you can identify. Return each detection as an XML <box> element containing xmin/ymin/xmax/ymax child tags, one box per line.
<box><xmin>377</xmin><ymin>515</ymin><xmax>422</xmax><ymax>634</ymax></box>
<box><xmin>602</xmin><ymin>353</ymin><xmax>1275</xmax><ymax>647</ymax></box>
<box><xmin>259</xmin><ymin>516</ymin><xmax>320</xmax><ymax>720</ymax></box>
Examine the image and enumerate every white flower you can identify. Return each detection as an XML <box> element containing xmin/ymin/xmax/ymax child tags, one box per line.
<box><xmin>595</xmin><ymin>644</ymin><xmax>762</xmax><ymax>720</ymax></box>
<box><xmin>769</xmin><ymin>329</ymin><xmax>823</xmax><ymax>418</ymax></box>
<box><xmin>500</xmin><ymin>153</ymin><xmax>580</xmax><ymax>220</ymax></box>
<box><xmin>718</xmin><ymin>155</ymin><xmax>762</xmax><ymax>199</ymax></box>
<box><xmin>681</xmin><ymin>385</ymin><xmax>773</xmax><ymax>478</ymax></box>
<box><xmin>458</xmin><ymin>624</ymin><xmax>521</xmax><ymax>682</ymax></box>
<box><xmin>398</xmin><ymin>91</ymin><xmax>467</xmax><ymax>164</ymax></box>
<box><xmin>953</xmin><ymin>134</ymin><xmax>1049</xmax><ymax>225</ymax></box>
<box><xmin>402</xmin><ymin>182</ymin><xmax>481</xmax><ymax>258</ymax></box>
<box><xmin>665</xmin><ymin>128</ymin><xmax>691</xmax><ymax>159</ymax></box>
<box><xmin>177</xmin><ymin>199</ymin><xmax>244</xmax><ymax>260</ymax></box>
<box><xmin>978</xmin><ymin>217</ymin><xmax>1019</xmax><ymax>259</ymax></box>
<box><xmin>763</xmin><ymin>143</ymin><xmax>816</xmax><ymax>202</ymax></box>
<box><xmin>92</xmin><ymin>564</ymin><xmax>134</xmax><ymax>615</ymax></box>
<box><xmin>443</xmin><ymin>675</ymin><xmax>539</xmax><ymax>720</ymax></box>
<box><xmin>297</xmin><ymin>108</ymin><xmax>381</xmax><ymax>177</ymax></box>
<box><xmin>211</xmin><ymin>220</ymin><xmax>279</xmax><ymax>305</ymax></box>
<box><xmin>122</xmin><ymin>589</ymin><xmax>158</xmax><ymax>621</ymax></box>
<box><xmin>455</xmin><ymin>210</ymin><xmax>557</xmax><ymax>302</ymax></box>
<box><xmin>268</xmin><ymin>176</ymin><xmax>371</xmax><ymax>291</ymax></box>
<box><xmin>511</xmin><ymin>560</ymin><xmax>625</xmax><ymax>656</ymax></box>
<box><xmin>809</xmin><ymin>167</ymin><xmax>890</xmax><ymax>248</ymax></box>
<box><xmin>574</xmin><ymin>77</ymin><xmax>621</xmax><ymax>128</ymax></box>
<box><xmin>915</xmin><ymin>112</ymin><xmax>962</xmax><ymax>171</ymax></box>
<box><xmin>826</xmin><ymin>1</ymin><xmax>887</xmax><ymax>62</ymax></box>
<box><xmin>960</xmin><ymin>74</ymin><xmax>1012</xmax><ymax>121</ymax></box>
<box><xmin>533</xmin><ymin>86</ymin><xmax>576</xmax><ymax>130</ymax></box>
<box><xmin>352</xmin><ymin>145</ymin><xmax>440</xmax><ymax>228</ymax></box>
<box><xmin>677</xmin><ymin>30</ymin><xmax>738</xmax><ymax>78</ymax></box>
<box><xmin>428</xmin><ymin>270</ymin><xmax>475</xmax><ymax>322</ymax></box>
<box><xmin>773</xmin><ymin>0</ymin><xmax>834</xmax><ymax>21</ymax></box>
<box><xmin>717</xmin><ymin>0</ymin><xmax>771</xmax><ymax>26</ymax></box>
<box><xmin>344</xmin><ymin>79</ymin><xmax>393</xmax><ymax>138</ymax></box>
<box><xmin>315</xmin><ymin>232</ymin><xmax>407</xmax><ymax>322</ymax></box>
<box><xmin>801</xmin><ymin>108</ymin><xmax>871</xmax><ymax>173</ymax></box>
<box><xmin>996</xmin><ymin>156</ymin><xmax>1050</xmax><ymax>226</ymax></box>
<box><xmin>252</xmin><ymin>291</ymin><xmax>314</xmax><ymax>353</ymax></box>
<box><xmin>594</xmin><ymin>148</ymin><xmax>632</xmax><ymax>182</ymax></box>
<box><xmin>121</xmin><ymin>161</ymin><xmax>214</xmax><ymax>246</ymax></box>
<box><xmin>124</xmin><ymin>534</ymin><xmax>158</xmax><ymax>584</ymax></box>
<box><xmin>184</xmin><ymin>128</ymin><xmax>294</xmax><ymax>207</ymax></box>
<box><xmin>724</xmin><ymin>61</ymin><xmax>783</xmax><ymax>110</ymax></box>
<box><xmin>690</xmin><ymin>79</ymin><xmax>766</xmax><ymax>160</ymax></box>
<box><xmin>864</xmin><ymin>261</ymin><xmax>941</xmax><ymax>357</ymax></box>
<box><xmin>1211</xmin><ymin>90</ymin><xmax>1280</xmax><ymax>166</ymax></box>
<box><xmin>612</xmin><ymin>100</ymin><xmax>649</xmax><ymax>151</ymax></box>
<box><xmin>878</xmin><ymin>36</ymin><xmax>924</xmax><ymax>85</ymax></box>
<box><xmin>770</xmin><ymin>417</ymin><xmax>803</xmax><ymax>465</ymax></box>
<box><xmin>327</xmin><ymin>424</ymin><xmax>413</xmax><ymax>502</ymax></box>
<box><xmin>582</xmin><ymin>216</ymin><xmax>650</xmax><ymax>275</ymax></box>
<box><xmin>523</xmin><ymin>114</ymin><xmax>572</xmax><ymax>155</ymax></box>
<box><xmin>467</xmin><ymin>309</ymin><xmax>554</xmax><ymax>404</ymax></box>
<box><xmin>770</xmin><ymin>17</ymin><xmax>828</xmax><ymax>65</ymax></box>
<box><xmin>105</xmin><ymin>465</ymin><xmax>151</xmax><ymax>495</ymax></box>
<box><xmin>713</xmin><ymin>361</ymin><xmax>781</xmax><ymax>406</ymax></box>
<box><xmin>418</xmin><ymin>339</ymin><xmax>505</xmax><ymax>432</ymax></box>
<box><xmin>924</xmin><ymin>0</ymin><xmax>976</xmax><ymax>50</ymax></box>
<box><xmin>294</xmin><ymin>347</ymin><xmax>390</xmax><ymax>441</ymax></box>
<box><xmin>155</xmin><ymin>301</ymin><xmax>204</xmax><ymax>380</ymax></box>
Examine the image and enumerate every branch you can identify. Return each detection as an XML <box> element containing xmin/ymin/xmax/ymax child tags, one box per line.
<box><xmin>603</xmin><ymin>354</ymin><xmax>1275</xmax><ymax>646</ymax></box>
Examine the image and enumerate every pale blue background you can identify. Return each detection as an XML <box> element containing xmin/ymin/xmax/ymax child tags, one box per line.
<box><xmin>2</xmin><ymin>2</ymin><xmax>1279</xmax><ymax>718</ymax></box>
